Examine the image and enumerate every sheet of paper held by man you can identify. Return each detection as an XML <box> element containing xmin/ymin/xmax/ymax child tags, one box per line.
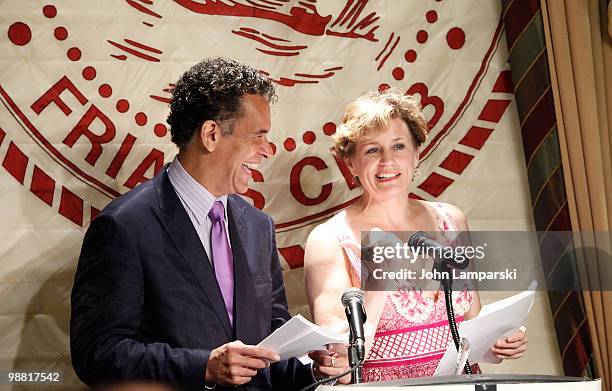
<box><xmin>434</xmin><ymin>281</ymin><xmax>537</xmax><ymax>376</ymax></box>
<box><xmin>257</xmin><ymin>315</ymin><xmax>347</xmax><ymax>361</ymax></box>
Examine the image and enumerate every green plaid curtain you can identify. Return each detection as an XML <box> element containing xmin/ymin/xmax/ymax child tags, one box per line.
<box><xmin>501</xmin><ymin>0</ymin><xmax>597</xmax><ymax>377</ymax></box>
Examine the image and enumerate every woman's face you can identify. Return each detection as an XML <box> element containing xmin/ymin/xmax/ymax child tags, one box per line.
<box><xmin>345</xmin><ymin>117</ymin><xmax>419</xmax><ymax>201</ymax></box>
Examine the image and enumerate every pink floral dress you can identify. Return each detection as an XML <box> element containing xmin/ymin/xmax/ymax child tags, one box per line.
<box><xmin>321</xmin><ymin>203</ymin><xmax>475</xmax><ymax>382</ymax></box>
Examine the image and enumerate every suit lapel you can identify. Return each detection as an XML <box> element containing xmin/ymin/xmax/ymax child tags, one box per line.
<box><xmin>228</xmin><ymin>196</ymin><xmax>262</xmax><ymax>344</ymax></box>
<box><xmin>152</xmin><ymin>169</ymin><xmax>233</xmax><ymax>339</ymax></box>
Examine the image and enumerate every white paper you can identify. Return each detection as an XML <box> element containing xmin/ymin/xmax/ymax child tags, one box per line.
<box><xmin>257</xmin><ymin>314</ymin><xmax>348</xmax><ymax>361</ymax></box>
<box><xmin>434</xmin><ymin>282</ymin><xmax>537</xmax><ymax>375</ymax></box>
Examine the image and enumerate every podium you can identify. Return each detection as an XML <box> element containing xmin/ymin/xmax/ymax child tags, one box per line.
<box><xmin>317</xmin><ymin>374</ymin><xmax>601</xmax><ymax>390</ymax></box>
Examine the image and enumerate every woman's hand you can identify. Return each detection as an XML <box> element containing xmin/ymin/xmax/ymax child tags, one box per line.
<box><xmin>310</xmin><ymin>344</ymin><xmax>351</xmax><ymax>384</ymax></box>
<box><xmin>491</xmin><ymin>326</ymin><xmax>528</xmax><ymax>360</ymax></box>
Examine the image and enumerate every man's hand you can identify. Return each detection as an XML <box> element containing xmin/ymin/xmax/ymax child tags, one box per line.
<box><xmin>205</xmin><ymin>340</ymin><xmax>280</xmax><ymax>386</ymax></box>
<box><xmin>309</xmin><ymin>344</ymin><xmax>351</xmax><ymax>385</ymax></box>
<box><xmin>492</xmin><ymin>326</ymin><xmax>528</xmax><ymax>360</ymax></box>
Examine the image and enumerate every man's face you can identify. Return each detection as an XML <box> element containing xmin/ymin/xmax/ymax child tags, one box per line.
<box><xmin>211</xmin><ymin>94</ymin><xmax>273</xmax><ymax>195</ymax></box>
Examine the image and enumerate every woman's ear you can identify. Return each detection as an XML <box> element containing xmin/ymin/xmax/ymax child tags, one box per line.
<box><xmin>344</xmin><ymin>155</ymin><xmax>357</xmax><ymax>177</ymax></box>
<box><xmin>199</xmin><ymin>120</ymin><xmax>220</xmax><ymax>152</ymax></box>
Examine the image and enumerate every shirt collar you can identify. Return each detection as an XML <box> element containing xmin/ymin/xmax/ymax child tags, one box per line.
<box><xmin>167</xmin><ymin>156</ymin><xmax>228</xmax><ymax>223</ymax></box>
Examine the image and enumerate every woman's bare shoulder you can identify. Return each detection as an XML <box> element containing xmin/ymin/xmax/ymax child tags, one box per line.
<box><xmin>305</xmin><ymin>216</ymin><xmax>346</xmax><ymax>266</ymax></box>
<box><xmin>307</xmin><ymin>221</ymin><xmax>335</xmax><ymax>243</ymax></box>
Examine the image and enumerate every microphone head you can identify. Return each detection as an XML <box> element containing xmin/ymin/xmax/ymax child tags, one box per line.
<box><xmin>341</xmin><ymin>287</ymin><xmax>364</xmax><ymax>307</ymax></box>
<box><xmin>408</xmin><ymin>231</ymin><xmax>430</xmax><ymax>247</ymax></box>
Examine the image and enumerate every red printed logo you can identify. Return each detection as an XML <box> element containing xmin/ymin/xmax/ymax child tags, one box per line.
<box><xmin>1</xmin><ymin>1</ymin><xmax>514</xmax><ymax>269</ymax></box>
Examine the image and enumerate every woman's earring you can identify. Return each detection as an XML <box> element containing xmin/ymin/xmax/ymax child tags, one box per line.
<box><xmin>412</xmin><ymin>167</ymin><xmax>420</xmax><ymax>181</ymax></box>
<box><xmin>352</xmin><ymin>175</ymin><xmax>359</xmax><ymax>186</ymax></box>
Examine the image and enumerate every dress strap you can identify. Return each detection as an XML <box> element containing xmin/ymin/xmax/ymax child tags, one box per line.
<box><xmin>433</xmin><ymin>203</ymin><xmax>458</xmax><ymax>231</ymax></box>
<box><xmin>325</xmin><ymin>211</ymin><xmax>365</xmax><ymax>284</ymax></box>
<box><xmin>432</xmin><ymin>203</ymin><xmax>460</xmax><ymax>246</ymax></box>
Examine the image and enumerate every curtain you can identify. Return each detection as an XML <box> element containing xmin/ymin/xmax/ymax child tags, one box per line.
<box><xmin>541</xmin><ymin>0</ymin><xmax>612</xmax><ymax>389</ymax></box>
<box><xmin>501</xmin><ymin>0</ymin><xmax>596</xmax><ymax>379</ymax></box>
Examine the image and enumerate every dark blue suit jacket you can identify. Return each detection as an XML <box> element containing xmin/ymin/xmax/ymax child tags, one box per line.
<box><xmin>70</xmin><ymin>167</ymin><xmax>313</xmax><ymax>390</ymax></box>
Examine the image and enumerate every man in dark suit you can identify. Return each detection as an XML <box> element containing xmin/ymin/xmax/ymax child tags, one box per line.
<box><xmin>70</xmin><ymin>58</ymin><xmax>346</xmax><ymax>390</ymax></box>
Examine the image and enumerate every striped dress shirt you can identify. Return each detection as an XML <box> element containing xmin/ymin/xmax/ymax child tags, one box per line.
<box><xmin>167</xmin><ymin>157</ymin><xmax>230</xmax><ymax>262</ymax></box>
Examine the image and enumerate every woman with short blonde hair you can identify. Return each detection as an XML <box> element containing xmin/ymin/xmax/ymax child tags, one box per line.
<box><xmin>304</xmin><ymin>90</ymin><xmax>527</xmax><ymax>382</ymax></box>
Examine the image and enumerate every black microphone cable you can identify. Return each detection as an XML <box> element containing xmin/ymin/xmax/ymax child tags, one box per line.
<box><xmin>299</xmin><ymin>357</ymin><xmax>365</xmax><ymax>391</ymax></box>
<box><xmin>409</xmin><ymin>231</ymin><xmax>473</xmax><ymax>375</ymax></box>
<box><xmin>443</xmin><ymin>274</ymin><xmax>473</xmax><ymax>375</ymax></box>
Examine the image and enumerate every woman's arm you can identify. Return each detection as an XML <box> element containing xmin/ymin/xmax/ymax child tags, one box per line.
<box><xmin>304</xmin><ymin>224</ymin><xmax>387</xmax><ymax>357</ymax></box>
<box><xmin>304</xmin><ymin>224</ymin><xmax>353</xmax><ymax>327</ymax></box>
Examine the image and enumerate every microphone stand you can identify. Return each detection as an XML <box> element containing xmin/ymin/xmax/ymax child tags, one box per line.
<box><xmin>347</xmin><ymin>330</ymin><xmax>362</xmax><ymax>384</ymax></box>
<box><xmin>435</xmin><ymin>260</ymin><xmax>473</xmax><ymax>375</ymax></box>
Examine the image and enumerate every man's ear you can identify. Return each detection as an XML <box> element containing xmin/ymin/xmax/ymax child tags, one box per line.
<box><xmin>199</xmin><ymin>120</ymin><xmax>220</xmax><ymax>152</ymax></box>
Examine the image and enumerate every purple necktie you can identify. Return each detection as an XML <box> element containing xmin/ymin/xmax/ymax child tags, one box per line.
<box><xmin>208</xmin><ymin>201</ymin><xmax>234</xmax><ymax>326</ymax></box>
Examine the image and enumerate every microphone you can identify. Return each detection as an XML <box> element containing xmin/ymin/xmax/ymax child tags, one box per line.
<box><xmin>298</xmin><ymin>290</ymin><xmax>368</xmax><ymax>391</ymax></box>
<box><xmin>408</xmin><ymin>231</ymin><xmax>470</xmax><ymax>270</ymax></box>
<box><xmin>341</xmin><ymin>288</ymin><xmax>367</xmax><ymax>360</ymax></box>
